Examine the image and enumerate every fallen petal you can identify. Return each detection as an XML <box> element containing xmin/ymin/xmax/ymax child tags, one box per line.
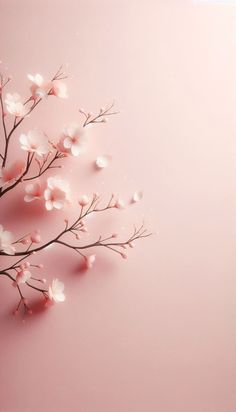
<box><xmin>132</xmin><ymin>190</ymin><xmax>143</xmax><ymax>203</ymax></box>
<box><xmin>95</xmin><ymin>155</ymin><xmax>111</xmax><ymax>169</ymax></box>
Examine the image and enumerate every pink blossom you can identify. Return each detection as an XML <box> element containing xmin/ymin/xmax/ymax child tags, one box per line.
<box><xmin>44</xmin><ymin>176</ymin><xmax>70</xmax><ymax>211</ymax></box>
<box><xmin>62</xmin><ymin>123</ymin><xmax>86</xmax><ymax>156</ymax></box>
<box><xmin>0</xmin><ymin>160</ymin><xmax>25</xmax><ymax>186</ymax></box>
<box><xmin>27</xmin><ymin>73</ymin><xmax>52</xmax><ymax>99</ymax></box>
<box><xmin>5</xmin><ymin>93</ymin><xmax>28</xmax><ymax>117</ymax></box>
<box><xmin>24</xmin><ymin>182</ymin><xmax>42</xmax><ymax>202</ymax></box>
<box><xmin>16</xmin><ymin>269</ymin><xmax>31</xmax><ymax>285</ymax></box>
<box><xmin>85</xmin><ymin>254</ymin><xmax>96</xmax><ymax>269</ymax></box>
<box><xmin>19</xmin><ymin>130</ymin><xmax>51</xmax><ymax>156</ymax></box>
<box><xmin>48</xmin><ymin>278</ymin><xmax>65</xmax><ymax>302</ymax></box>
<box><xmin>0</xmin><ymin>225</ymin><xmax>15</xmax><ymax>255</ymax></box>
<box><xmin>51</xmin><ymin>81</ymin><xmax>68</xmax><ymax>98</ymax></box>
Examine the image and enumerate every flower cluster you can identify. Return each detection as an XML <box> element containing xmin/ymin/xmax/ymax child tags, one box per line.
<box><xmin>0</xmin><ymin>67</ymin><xmax>150</xmax><ymax>317</ymax></box>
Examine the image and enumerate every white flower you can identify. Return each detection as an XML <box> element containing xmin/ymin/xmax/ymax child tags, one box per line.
<box><xmin>48</xmin><ymin>278</ymin><xmax>65</xmax><ymax>302</ymax></box>
<box><xmin>28</xmin><ymin>73</ymin><xmax>52</xmax><ymax>99</ymax></box>
<box><xmin>24</xmin><ymin>182</ymin><xmax>42</xmax><ymax>202</ymax></box>
<box><xmin>5</xmin><ymin>93</ymin><xmax>28</xmax><ymax>117</ymax></box>
<box><xmin>19</xmin><ymin>130</ymin><xmax>51</xmax><ymax>156</ymax></box>
<box><xmin>44</xmin><ymin>176</ymin><xmax>70</xmax><ymax>211</ymax></box>
<box><xmin>0</xmin><ymin>225</ymin><xmax>15</xmax><ymax>255</ymax></box>
<box><xmin>16</xmin><ymin>269</ymin><xmax>31</xmax><ymax>284</ymax></box>
<box><xmin>62</xmin><ymin>123</ymin><xmax>86</xmax><ymax>156</ymax></box>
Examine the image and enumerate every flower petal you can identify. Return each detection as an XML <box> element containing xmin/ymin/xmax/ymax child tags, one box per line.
<box><xmin>95</xmin><ymin>155</ymin><xmax>111</xmax><ymax>169</ymax></box>
<box><xmin>132</xmin><ymin>191</ymin><xmax>143</xmax><ymax>203</ymax></box>
<box><xmin>45</xmin><ymin>200</ymin><xmax>53</xmax><ymax>211</ymax></box>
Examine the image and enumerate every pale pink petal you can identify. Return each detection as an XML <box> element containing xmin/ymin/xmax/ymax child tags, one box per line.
<box><xmin>19</xmin><ymin>134</ymin><xmax>28</xmax><ymax>146</ymax></box>
<box><xmin>71</xmin><ymin>144</ymin><xmax>81</xmax><ymax>156</ymax></box>
<box><xmin>132</xmin><ymin>191</ymin><xmax>143</xmax><ymax>203</ymax></box>
<box><xmin>24</xmin><ymin>194</ymin><xmax>34</xmax><ymax>202</ymax></box>
<box><xmin>45</xmin><ymin>200</ymin><xmax>53</xmax><ymax>210</ymax></box>
<box><xmin>43</xmin><ymin>188</ymin><xmax>51</xmax><ymax>200</ymax></box>
<box><xmin>25</xmin><ymin>183</ymin><xmax>35</xmax><ymax>194</ymax></box>
<box><xmin>53</xmin><ymin>200</ymin><xmax>64</xmax><ymax>209</ymax></box>
<box><xmin>95</xmin><ymin>155</ymin><xmax>111</xmax><ymax>169</ymax></box>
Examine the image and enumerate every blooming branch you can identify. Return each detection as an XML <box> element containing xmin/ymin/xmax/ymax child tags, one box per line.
<box><xmin>0</xmin><ymin>67</ymin><xmax>151</xmax><ymax>316</ymax></box>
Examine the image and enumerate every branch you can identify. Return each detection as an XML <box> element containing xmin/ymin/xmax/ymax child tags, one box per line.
<box><xmin>0</xmin><ymin>152</ymin><xmax>34</xmax><ymax>197</ymax></box>
<box><xmin>0</xmin><ymin>195</ymin><xmax>151</xmax><ymax>258</ymax></box>
<box><xmin>0</xmin><ymin>66</ymin><xmax>66</xmax><ymax>170</ymax></box>
<box><xmin>0</xmin><ymin>270</ymin><xmax>48</xmax><ymax>315</ymax></box>
<box><xmin>80</xmin><ymin>102</ymin><xmax>119</xmax><ymax>127</ymax></box>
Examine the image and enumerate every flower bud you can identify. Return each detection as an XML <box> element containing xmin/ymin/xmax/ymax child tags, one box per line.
<box><xmin>30</xmin><ymin>231</ymin><xmax>41</xmax><ymax>243</ymax></box>
<box><xmin>121</xmin><ymin>253</ymin><xmax>127</xmax><ymax>259</ymax></box>
<box><xmin>115</xmin><ymin>199</ymin><xmax>125</xmax><ymax>209</ymax></box>
<box><xmin>78</xmin><ymin>195</ymin><xmax>89</xmax><ymax>207</ymax></box>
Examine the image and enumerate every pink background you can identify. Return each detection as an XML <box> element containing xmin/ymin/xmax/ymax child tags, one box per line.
<box><xmin>1</xmin><ymin>0</ymin><xmax>236</xmax><ymax>411</ymax></box>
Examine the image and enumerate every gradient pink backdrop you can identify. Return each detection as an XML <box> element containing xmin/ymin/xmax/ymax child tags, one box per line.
<box><xmin>1</xmin><ymin>0</ymin><xmax>236</xmax><ymax>411</ymax></box>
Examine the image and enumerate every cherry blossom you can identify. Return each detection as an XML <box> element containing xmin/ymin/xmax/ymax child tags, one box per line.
<box><xmin>5</xmin><ymin>93</ymin><xmax>28</xmax><ymax>117</ymax></box>
<box><xmin>48</xmin><ymin>278</ymin><xmax>65</xmax><ymax>302</ymax></box>
<box><xmin>44</xmin><ymin>176</ymin><xmax>70</xmax><ymax>211</ymax></box>
<box><xmin>24</xmin><ymin>182</ymin><xmax>42</xmax><ymax>202</ymax></box>
<box><xmin>28</xmin><ymin>73</ymin><xmax>52</xmax><ymax>99</ymax></box>
<box><xmin>0</xmin><ymin>68</ymin><xmax>151</xmax><ymax>316</ymax></box>
<box><xmin>62</xmin><ymin>123</ymin><xmax>86</xmax><ymax>156</ymax></box>
<box><xmin>51</xmin><ymin>81</ymin><xmax>68</xmax><ymax>98</ymax></box>
<box><xmin>0</xmin><ymin>225</ymin><xmax>15</xmax><ymax>255</ymax></box>
<box><xmin>19</xmin><ymin>130</ymin><xmax>51</xmax><ymax>156</ymax></box>
<box><xmin>0</xmin><ymin>160</ymin><xmax>25</xmax><ymax>186</ymax></box>
<box><xmin>15</xmin><ymin>269</ymin><xmax>31</xmax><ymax>285</ymax></box>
